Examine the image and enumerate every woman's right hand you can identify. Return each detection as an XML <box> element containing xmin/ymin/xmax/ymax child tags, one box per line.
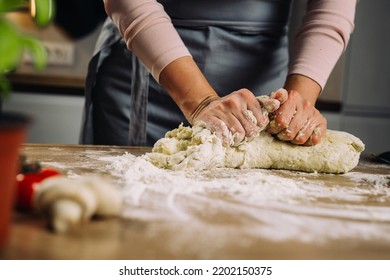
<box><xmin>190</xmin><ymin>89</ymin><xmax>265</xmax><ymax>146</ymax></box>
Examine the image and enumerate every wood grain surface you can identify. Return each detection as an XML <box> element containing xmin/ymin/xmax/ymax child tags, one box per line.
<box><xmin>1</xmin><ymin>144</ymin><xmax>389</xmax><ymax>260</ymax></box>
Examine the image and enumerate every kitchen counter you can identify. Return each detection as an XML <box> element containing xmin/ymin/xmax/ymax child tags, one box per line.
<box><xmin>1</xmin><ymin>144</ymin><xmax>389</xmax><ymax>260</ymax></box>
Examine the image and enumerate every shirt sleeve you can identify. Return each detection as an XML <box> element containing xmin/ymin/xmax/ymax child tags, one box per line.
<box><xmin>288</xmin><ymin>0</ymin><xmax>357</xmax><ymax>90</ymax></box>
<box><xmin>104</xmin><ymin>0</ymin><xmax>191</xmax><ymax>83</ymax></box>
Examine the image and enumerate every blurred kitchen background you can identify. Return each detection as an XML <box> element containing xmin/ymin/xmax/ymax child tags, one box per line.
<box><xmin>2</xmin><ymin>0</ymin><xmax>390</xmax><ymax>153</ymax></box>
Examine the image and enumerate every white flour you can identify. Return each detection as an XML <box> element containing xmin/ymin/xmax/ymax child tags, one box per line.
<box><xmin>98</xmin><ymin>153</ymin><xmax>390</xmax><ymax>244</ymax></box>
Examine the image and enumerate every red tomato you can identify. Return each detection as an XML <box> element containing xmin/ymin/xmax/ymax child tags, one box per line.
<box><xmin>15</xmin><ymin>168</ymin><xmax>61</xmax><ymax>210</ymax></box>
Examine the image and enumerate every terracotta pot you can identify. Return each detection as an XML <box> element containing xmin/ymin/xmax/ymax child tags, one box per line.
<box><xmin>0</xmin><ymin>112</ymin><xmax>30</xmax><ymax>249</ymax></box>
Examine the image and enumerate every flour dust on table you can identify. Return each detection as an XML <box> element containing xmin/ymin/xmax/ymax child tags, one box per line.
<box><xmin>99</xmin><ymin>152</ymin><xmax>390</xmax><ymax>247</ymax></box>
<box><xmin>146</xmin><ymin>124</ymin><xmax>365</xmax><ymax>174</ymax></box>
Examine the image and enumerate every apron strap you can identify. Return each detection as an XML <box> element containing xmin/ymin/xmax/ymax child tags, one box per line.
<box><xmin>128</xmin><ymin>56</ymin><xmax>149</xmax><ymax>146</ymax></box>
<box><xmin>80</xmin><ymin>19</ymin><xmax>122</xmax><ymax>144</ymax></box>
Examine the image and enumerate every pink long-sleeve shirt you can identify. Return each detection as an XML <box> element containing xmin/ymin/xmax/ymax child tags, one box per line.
<box><xmin>104</xmin><ymin>0</ymin><xmax>356</xmax><ymax>90</ymax></box>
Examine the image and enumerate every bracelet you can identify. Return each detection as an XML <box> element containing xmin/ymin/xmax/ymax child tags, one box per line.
<box><xmin>189</xmin><ymin>95</ymin><xmax>220</xmax><ymax>125</ymax></box>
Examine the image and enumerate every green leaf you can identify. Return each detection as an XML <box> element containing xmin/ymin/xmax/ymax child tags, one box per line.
<box><xmin>0</xmin><ymin>73</ymin><xmax>11</xmax><ymax>97</ymax></box>
<box><xmin>32</xmin><ymin>0</ymin><xmax>55</xmax><ymax>27</ymax></box>
<box><xmin>20</xmin><ymin>35</ymin><xmax>48</xmax><ymax>70</ymax></box>
<box><xmin>0</xmin><ymin>0</ymin><xmax>25</xmax><ymax>13</ymax></box>
<box><xmin>0</xmin><ymin>18</ymin><xmax>24</xmax><ymax>72</ymax></box>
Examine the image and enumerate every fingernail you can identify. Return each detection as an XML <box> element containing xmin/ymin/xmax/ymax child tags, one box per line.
<box><xmin>269</xmin><ymin>120</ymin><xmax>278</xmax><ymax>129</ymax></box>
<box><xmin>277</xmin><ymin>133</ymin><xmax>289</xmax><ymax>141</ymax></box>
<box><xmin>313</xmin><ymin>127</ymin><xmax>321</xmax><ymax>135</ymax></box>
<box><xmin>232</xmin><ymin>132</ymin><xmax>244</xmax><ymax>146</ymax></box>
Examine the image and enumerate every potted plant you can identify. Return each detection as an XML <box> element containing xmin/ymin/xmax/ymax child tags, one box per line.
<box><xmin>0</xmin><ymin>0</ymin><xmax>55</xmax><ymax>248</ymax></box>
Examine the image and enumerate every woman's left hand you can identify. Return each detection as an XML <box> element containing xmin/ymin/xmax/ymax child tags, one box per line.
<box><xmin>267</xmin><ymin>89</ymin><xmax>327</xmax><ymax>145</ymax></box>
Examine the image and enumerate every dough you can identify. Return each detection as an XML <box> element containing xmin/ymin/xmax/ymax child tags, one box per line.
<box><xmin>145</xmin><ymin>124</ymin><xmax>365</xmax><ymax>174</ymax></box>
<box><xmin>34</xmin><ymin>175</ymin><xmax>122</xmax><ymax>233</ymax></box>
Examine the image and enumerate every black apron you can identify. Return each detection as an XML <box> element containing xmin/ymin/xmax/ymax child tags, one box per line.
<box><xmin>80</xmin><ymin>0</ymin><xmax>293</xmax><ymax>146</ymax></box>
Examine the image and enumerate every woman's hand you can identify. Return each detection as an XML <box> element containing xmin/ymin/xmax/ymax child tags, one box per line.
<box><xmin>190</xmin><ymin>88</ymin><xmax>269</xmax><ymax>146</ymax></box>
<box><xmin>268</xmin><ymin>74</ymin><xmax>328</xmax><ymax>145</ymax></box>
<box><xmin>267</xmin><ymin>90</ymin><xmax>327</xmax><ymax>145</ymax></box>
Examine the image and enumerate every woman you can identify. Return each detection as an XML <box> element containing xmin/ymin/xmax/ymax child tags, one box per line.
<box><xmin>80</xmin><ymin>0</ymin><xmax>357</xmax><ymax>147</ymax></box>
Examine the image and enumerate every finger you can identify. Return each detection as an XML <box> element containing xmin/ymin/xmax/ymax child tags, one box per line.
<box><xmin>289</xmin><ymin>106</ymin><xmax>326</xmax><ymax>145</ymax></box>
<box><xmin>304</xmin><ymin>123</ymin><xmax>327</xmax><ymax>146</ymax></box>
<box><xmin>203</xmin><ymin>117</ymin><xmax>235</xmax><ymax>146</ymax></box>
<box><xmin>221</xmin><ymin>89</ymin><xmax>262</xmax><ymax>138</ymax></box>
<box><xmin>213</xmin><ymin>109</ymin><xmax>249</xmax><ymax>146</ymax></box>
<box><xmin>269</xmin><ymin>88</ymin><xmax>288</xmax><ymax>104</ymax></box>
<box><xmin>289</xmin><ymin>120</ymin><xmax>313</xmax><ymax>144</ymax></box>
<box><xmin>231</xmin><ymin>130</ymin><xmax>246</xmax><ymax>146</ymax></box>
<box><xmin>290</xmin><ymin>118</ymin><xmax>321</xmax><ymax>145</ymax></box>
<box><xmin>251</xmin><ymin>108</ymin><xmax>270</xmax><ymax>131</ymax></box>
<box><xmin>275</xmin><ymin>104</ymin><xmax>311</xmax><ymax>141</ymax></box>
<box><xmin>233</xmin><ymin>109</ymin><xmax>263</xmax><ymax>138</ymax></box>
<box><xmin>225</xmin><ymin>117</ymin><xmax>246</xmax><ymax>146</ymax></box>
<box><xmin>256</xmin><ymin>95</ymin><xmax>281</xmax><ymax>114</ymax></box>
<box><xmin>248</xmin><ymin>102</ymin><xmax>269</xmax><ymax>132</ymax></box>
<box><xmin>234</xmin><ymin>89</ymin><xmax>268</xmax><ymax>131</ymax></box>
<box><xmin>267</xmin><ymin>90</ymin><xmax>300</xmax><ymax>135</ymax></box>
<box><xmin>267</xmin><ymin>106</ymin><xmax>296</xmax><ymax>135</ymax></box>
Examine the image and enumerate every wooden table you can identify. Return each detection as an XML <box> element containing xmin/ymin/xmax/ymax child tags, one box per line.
<box><xmin>1</xmin><ymin>144</ymin><xmax>389</xmax><ymax>260</ymax></box>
